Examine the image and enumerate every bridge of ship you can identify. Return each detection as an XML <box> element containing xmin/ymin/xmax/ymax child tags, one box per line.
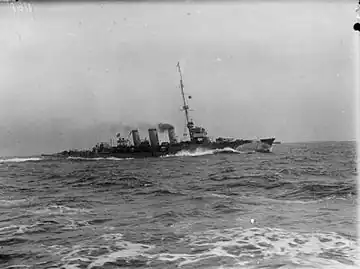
<box><xmin>190</xmin><ymin>126</ymin><xmax>209</xmax><ymax>143</ymax></box>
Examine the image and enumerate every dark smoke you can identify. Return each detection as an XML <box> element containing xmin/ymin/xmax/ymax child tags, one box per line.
<box><xmin>113</xmin><ymin>122</ymin><xmax>156</xmax><ymax>136</ymax></box>
<box><xmin>158</xmin><ymin>123</ymin><xmax>174</xmax><ymax>132</ymax></box>
<box><xmin>136</xmin><ymin>122</ymin><xmax>157</xmax><ymax>131</ymax></box>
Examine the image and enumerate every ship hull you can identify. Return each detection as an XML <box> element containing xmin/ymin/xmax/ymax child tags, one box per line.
<box><xmin>48</xmin><ymin>137</ymin><xmax>275</xmax><ymax>159</ymax></box>
<box><xmin>43</xmin><ymin>62</ymin><xmax>277</xmax><ymax>160</ymax></box>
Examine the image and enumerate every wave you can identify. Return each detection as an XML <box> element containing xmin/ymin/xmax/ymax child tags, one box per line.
<box><xmin>147</xmin><ymin>189</ymin><xmax>186</xmax><ymax>196</ymax></box>
<box><xmin>154</xmin><ymin>226</ymin><xmax>358</xmax><ymax>269</ymax></box>
<box><xmin>0</xmin><ymin>221</ymin><xmax>61</xmax><ymax>237</ymax></box>
<box><xmin>38</xmin><ymin>222</ymin><xmax>358</xmax><ymax>269</ymax></box>
<box><xmin>54</xmin><ymin>226</ymin><xmax>358</xmax><ymax>269</ymax></box>
<box><xmin>0</xmin><ymin>253</ymin><xmax>31</xmax><ymax>266</ymax></box>
<box><xmin>272</xmin><ymin>181</ymin><xmax>356</xmax><ymax>201</ymax></box>
<box><xmin>67</xmin><ymin>157</ymin><xmax>134</xmax><ymax>161</ymax></box>
<box><xmin>0</xmin><ymin>198</ymin><xmax>34</xmax><ymax>208</ymax></box>
<box><xmin>95</xmin><ymin>177</ymin><xmax>152</xmax><ymax>189</ymax></box>
<box><xmin>46</xmin><ymin>233</ymin><xmax>154</xmax><ymax>269</ymax></box>
<box><xmin>28</xmin><ymin>205</ymin><xmax>91</xmax><ymax>216</ymax></box>
<box><xmin>0</xmin><ymin>157</ymin><xmax>43</xmax><ymax>164</ymax></box>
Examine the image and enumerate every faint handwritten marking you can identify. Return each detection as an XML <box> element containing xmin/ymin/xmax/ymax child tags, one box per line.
<box><xmin>9</xmin><ymin>1</ymin><xmax>26</xmax><ymax>12</ymax></box>
<box><xmin>355</xmin><ymin>1</ymin><xmax>360</xmax><ymax>31</ymax></box>
<box><xmin>8</xmin><ymin>0</ymin><xmax>34</xmax><ymax>20</ymax></box>
<box><xmin>10</xmin><ymin>2</ymin><xmax>16</xmax><ymax>12</ymax></box>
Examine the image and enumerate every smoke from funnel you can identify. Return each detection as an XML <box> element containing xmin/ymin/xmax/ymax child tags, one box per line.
<box><xmin>158</xmin><ymin>123</ymin><xmax>174</xmax><ymax>132</ymax></box>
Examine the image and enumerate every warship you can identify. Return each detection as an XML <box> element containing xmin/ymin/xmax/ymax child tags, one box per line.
<box><xmin>46</xmin><ymin>62</ymin><xmax>275</xmax><ymax>159</ymax></box>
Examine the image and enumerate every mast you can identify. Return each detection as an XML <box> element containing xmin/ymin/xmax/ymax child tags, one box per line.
<box><xmin>176</xmin><ymin>62</ymin><xmax>194</xmax><ymax>139</ymax></box>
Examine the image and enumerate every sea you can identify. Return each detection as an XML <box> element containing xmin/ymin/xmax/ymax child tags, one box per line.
<box><xmin>0</xmin><ymin>141</ymin><xmax>358</xmax><ymax>269</ymax></box>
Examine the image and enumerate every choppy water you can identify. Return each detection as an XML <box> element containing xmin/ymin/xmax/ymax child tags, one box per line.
<box><xmin>0</xmin><ymin>141</ymin><xmax>358</xmax><ymax>269</ymax></box>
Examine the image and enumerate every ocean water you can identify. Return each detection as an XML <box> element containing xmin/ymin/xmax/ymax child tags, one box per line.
<box><xmin>0</xmin><ymin>141</ymin><xmax>358</xmax><ymax>269</ymax></box>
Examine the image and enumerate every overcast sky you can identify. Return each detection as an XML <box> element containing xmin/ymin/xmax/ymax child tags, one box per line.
<box><xmin>0</xmin><ymin>1</ymin><xmax>356</xmax><ymax>157</ymax></box>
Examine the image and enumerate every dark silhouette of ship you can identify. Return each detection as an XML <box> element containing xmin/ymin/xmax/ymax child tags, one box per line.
<box><xmin>46</xmin><ymin>62</ymin><xmax>275</xmax><ymax>159</ymax></box>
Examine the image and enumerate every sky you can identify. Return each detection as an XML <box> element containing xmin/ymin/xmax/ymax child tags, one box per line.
<box><xmin>0</xmin><ymin>0</ymin><xmax>357</xmax><ymax>157</ymax></box>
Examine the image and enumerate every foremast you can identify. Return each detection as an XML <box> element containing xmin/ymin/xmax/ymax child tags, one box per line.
<box><xmin>176</xmin><ymin>62</ymin><xmax>208</xmax><ymax>143</ymax></box>
<box><xmin>177</xmin><ymin>62</ymin><xmax>194</xmax><ymax>140</ymax></box>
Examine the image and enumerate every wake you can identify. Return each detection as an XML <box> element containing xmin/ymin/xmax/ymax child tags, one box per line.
<box><xmin>0</xmin><ymin>157</ymin><xmax>43</xmax><ymax>164</ymax></box>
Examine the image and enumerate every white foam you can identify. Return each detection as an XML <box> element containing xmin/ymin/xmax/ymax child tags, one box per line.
<box><xmin>0</xmin><ymin>198</ymin><xmax>33</xmax><ymax>208</ymax></box>
<box><xmin>0</xmin><ymin>157</ymin><xmax>42</xmax><ymax>163</ymax></box>
<box><xmin>163</xmin><ymin>147</ymin><xmax>244</xmax><ymax>158</ymax></box>
<box><xmin>67</xmin><ymin>157</ymin><xmax>134</xmax><ymax>161</ymax></box>
<box><xmin>0</xmin><ymin>225</ymin><xmax>20</xmax><ymax>235</ymax></box>
<box><xmin>28</xmin><ymin>205</ymin><xmax>91</xmax><ymax>215</ymax></box>
<box><xmin>155</xmin><ymin>226</ymin><xmax>359</xmax><ymax>269</ymax></box>
<box><xmin>210</xmin><ymin>193</ymin><xmax>232</xmax><ymax>199</ymax></box>
<box><xmin>106</xmin><ymin>157</ymin><xmax>134</xmax><ymax>161</ymax></box>
<box><xmin>214</xmin><ymin>147</ymin><xmax>244</xmax><ymax>154</ymax></box>
<box><xmin>4</xmin><ymin>264</ymin><xmax>31</xmax><ymax>269</ymax></box>
<box><xmin>56</xmin><ymin>233</ymin><xmax>154</xmax><ymax>269</ymax></box>
<box><xmin>47</xmin><ymin>227</ymin><xmax>359</xmax><ymax>269</ymax></box>
<box><xmin>100</xmin><ymin>233</ymin><xmax>124</xmax><ymax>241</ymax></box>
<box><xmin>0</xmin><ymin>222</ymin><xmax>53</xmax><ymax>236</ymax></box>
<box><xmin>87</xmin><ymin>241</ymin><xmax>152</xmax><ymax>269</ymax></box>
